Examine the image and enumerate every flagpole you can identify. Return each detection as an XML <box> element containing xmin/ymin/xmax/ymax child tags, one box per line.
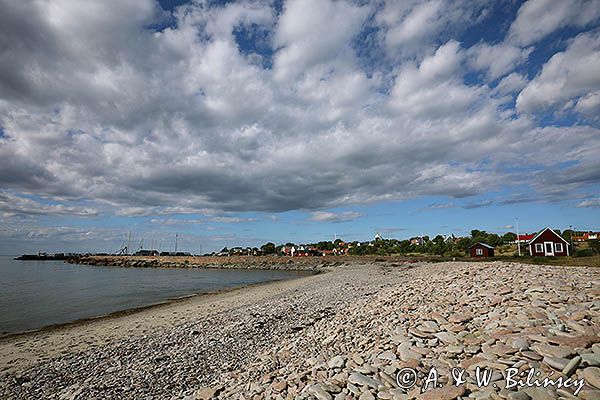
<box><xmin>516</xmin><ymin>218</ymin><xmax>521</xmax><ymax>256</ymax></box>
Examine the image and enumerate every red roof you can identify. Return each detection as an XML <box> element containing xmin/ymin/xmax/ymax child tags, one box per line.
<box><xmin>518</xmin><ymin>234</ymin><xmax>535</xmax><ymax>241</ymax></box>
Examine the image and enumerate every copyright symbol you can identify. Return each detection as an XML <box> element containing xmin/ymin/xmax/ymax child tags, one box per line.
<box><xmin>396</xmin><ymin>367</ymin><xmax>417</xmax><ymax>389</ymax></box>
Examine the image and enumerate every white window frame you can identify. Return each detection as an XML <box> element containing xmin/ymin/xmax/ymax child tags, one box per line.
<box><xmin>555</xmin><ymin>243</ymin><xmax>563</xmax><ymax>253</ymax></box>
<box><xmin>476</xmin><ymin>248</ymin><xmax>483</xmax><ymax>255</ymax></box>
<box><xmin>535</xmin><ymin>243</ymin><xmax>543</xmax><ymax>252</ymax></box>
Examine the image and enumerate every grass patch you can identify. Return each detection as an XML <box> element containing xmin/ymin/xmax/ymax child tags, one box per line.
<box><xmin>499</xmin><ymin>254</ymin><xmax>600</xmax><ymax>268</ymax></box>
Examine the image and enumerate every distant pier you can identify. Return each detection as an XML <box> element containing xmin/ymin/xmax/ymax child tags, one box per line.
<box><xmin>14</xmin><ymin>253</ymin><xmax>78</xmax><ymax>261</ymax></box>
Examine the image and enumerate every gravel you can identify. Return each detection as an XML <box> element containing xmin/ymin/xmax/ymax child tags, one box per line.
<box><xmin>1</xmin><ymin>260</ymin><xmax>599</xmax><ymax>400</ymax></box>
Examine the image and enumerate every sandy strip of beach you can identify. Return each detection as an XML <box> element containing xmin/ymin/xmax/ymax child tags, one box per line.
<box><xmin>1</xmin><ymin>261</ymin><xmax>599</xmax><ymax>400</ymax></box>
<box><xmin>0</xmin><ymin>266</ymin><xmax>327</xmax><ymax>373</ymax></box>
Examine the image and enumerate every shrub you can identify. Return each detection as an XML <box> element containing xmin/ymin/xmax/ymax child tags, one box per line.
<box><xmin>575</xmin><ymin>248</ymin><xmax>594</xmax><ymax>257</ymax></box>
<box><xmin>588</xmin><ymin>240</ymin><xmax>600</xmax><ymax>254</ymax></box>
<box><xmin>446</xmin><ymin>250</ymin><xmax>464</xmax><ymax>258</ymax></box>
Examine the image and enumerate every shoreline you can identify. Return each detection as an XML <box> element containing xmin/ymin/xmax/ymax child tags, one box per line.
<box><xmin>2</xmin><ymin>261</ymin><xmax>599</xmax><ymax>399</ymax></box>
<box><xmin>0</xmin><ymin>263</ymin><xmax>339</xmax><ymax>374</ymax></box>
<box><xmin>0</xmin><ymin>280</ymin><xmax>285</xmax><ymax>340</ymax></box>
<box><xmin>0</xmin><ymin>268</ymin><xmax>322</xmax><ymax>341</ymax></box>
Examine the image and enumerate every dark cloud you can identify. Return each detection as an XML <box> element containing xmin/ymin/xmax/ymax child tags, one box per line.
<box><xmin>0</xmin><ymin>0</ymin><xmax>598</xmax><ymax>223</ymax></box>
<box><xmin>463</xmin><ymin>200</ymin><xmax>494</xmax><ymax>209</ymax></box>
<box><xmin>422</xmin><ymin>203</ymin><xmax>456</xmax><ymax>211</ymax></box>
<box><xmin>0</xmin><ymin>148</ymin><xmax>57</xmax><ymax>190</ymax></box>
<box><xmin>0</xmin><ymin>192</ymin><xmax>97</xmax><ymax>217</ymax></box>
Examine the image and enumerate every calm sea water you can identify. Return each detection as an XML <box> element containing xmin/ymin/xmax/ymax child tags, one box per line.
<box><xmin>0</xmin><ymin>255</ymin><xmax>308</xmax><ymax>335</ymax></box>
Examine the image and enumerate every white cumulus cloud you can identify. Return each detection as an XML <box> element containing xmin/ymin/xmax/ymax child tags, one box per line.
<box><xmin>508</xmin><ymin>0</ymin><xmax>600</xmax><ymax>46</ymax></box>
<box><xmin>517</xmin><ymin>31</ymin><xmax>600</xmax><ymax>114</ymax></box>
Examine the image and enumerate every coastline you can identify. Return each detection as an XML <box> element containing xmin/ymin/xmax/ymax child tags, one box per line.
<box><xmin>0</xmin><ymin>271</ymin><xmax>317</xmax><ymax>341</ymax></box>
<box><xmin>2</xmin><ymin>261</ymin><xmax>599</xmax><ymax>399</ymax></box>
<box><xmin>0</xmin><ymin>263</ymin><xmax>335</xmax><ymax>373</ymax></box>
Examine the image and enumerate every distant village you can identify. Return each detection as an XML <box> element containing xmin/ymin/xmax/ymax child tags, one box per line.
<box><xmin>17</xmin><ymin>227</ymin><xmax>600</xmax><ymax>261</ymax></box>
<box><xmin>208</xmin><ymin>227</ymin><xmax>599</xmax><ymax>259</ymax></box>
<box><xmin>153</xmin><ymin>227</ymin><xmax>598</xmax><ymax>259</ymax></box>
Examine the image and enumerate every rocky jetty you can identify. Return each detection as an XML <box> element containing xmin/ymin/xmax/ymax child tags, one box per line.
<box><xmin>1</xmin><ymin>261</ymin><xmax>599</xmax><ymax>399</ymax></box>
<box><xmin>68</xmin><ymin>255</ymin><xmax>355</xmax><ymax>271</ymax></box>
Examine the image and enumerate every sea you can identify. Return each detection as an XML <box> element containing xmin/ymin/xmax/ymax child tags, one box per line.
<box><xmin>0</xmin><ymin>255</ymin><xmax>307</xmax><ymax>335</ymax></box>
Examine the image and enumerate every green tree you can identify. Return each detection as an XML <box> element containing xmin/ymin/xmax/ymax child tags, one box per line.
<box><xmin>470</xmin><ymin>230</ymin><xmax>484</xmax><ymax>238</ymax></box>
<box><xmin>561</xmin><ymin>229</ymin><xmax>574</xmax><ymax>243</ymax></box>
<box><xmin>315</xmin><ymin>241</ymin><xmax>334</xmax><ymax>250</ymax></box>
<box><xmin>487</xmin><ymin>233</ymin><xmax>501</xmax><ymax>247</ymax></box>
<box><xmin>398</xmin><ymin>240</ymin><xmax>411</xmax><ymax>253</ymax></box>
<box><xmin>457</xmin><ymin>237</ymin><xmax>472</xmax><ymax>252</ymax></box>
<box><xmin>432</xmin><ymin>241</ymin><xmax>447</xmax><ymax>255</ymax></box>
<box><xmin>260</xmin><ymin>242</ymin><xmax>276</xmax><ymax>255</ymax></box>
<box><xmin>433</xmin><ymin>235</ymin><xmax>445</xmax><ymax>244</ymax></box>
<box><xmin>502</xmin><ymin>232</ymin><xmax>517</xmax><ymax>243</ymax></box>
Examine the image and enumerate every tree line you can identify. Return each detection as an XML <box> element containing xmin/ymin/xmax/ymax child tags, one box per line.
<box><xmin>253</xmin><ymin>229</ymin><xmax>599</xmax><ymax>257</ymax></box>
<box><xmin>346</xmin><ymin>230</ymin><xmax>517</xmax><ymax>256</ymax></box>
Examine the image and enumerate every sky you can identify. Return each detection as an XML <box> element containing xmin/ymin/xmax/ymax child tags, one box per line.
<box><xmin>0</xmin><ymin>0</ymin><xmax>599</xmax><ymax>255</ymax></box>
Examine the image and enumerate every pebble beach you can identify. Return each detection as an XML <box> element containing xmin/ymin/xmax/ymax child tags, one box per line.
<box><xmin>1</xmin><ymin>260</ymin><xmax>599</xmax><ymax>400</ymax></box>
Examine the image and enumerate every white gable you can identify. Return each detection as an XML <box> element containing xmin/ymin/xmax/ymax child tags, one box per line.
<box><xmin>528</xmin><ymin>227</ymin><xmax>570</xmax><ymax>245</ymax></box>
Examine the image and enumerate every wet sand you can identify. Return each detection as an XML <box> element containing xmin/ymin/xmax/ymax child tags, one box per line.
<box><xmin>0</xmin><ymin>268</ymin><xmax>325</xmax><ymax>373</ymax></box>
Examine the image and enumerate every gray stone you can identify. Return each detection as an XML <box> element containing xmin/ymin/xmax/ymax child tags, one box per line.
<box><xmin>584</xmin><ymin>367</ymin><xmax>600</xmax><ymax>390</ymax></box>
<box><xmin>348</xmin><ymin>383</ymin><xmax>361</xmax><ymax>396</ymax></box>
<box><xmin>522</xmin><ymin>387</ymin><xmax>557</xmax><ymax>400</ymax></box>
<box><xmin>583</xmin><ymin>353</ymin><xmax>600</xmax><ymax>367</ymax></box>
<box><xmin>420</xmin><ymin>321</ymin><xmax>440</xmax><ymax>333</ymax></box>
<box><xmin>328</xmin><ymin>355</ymin><xmax>345</xmax><ymax>369</ymax></box>
<box><xmin>470</xmin><ymin>390</ymin><xmax>495</xmax><ymax>400</ymax></box>
<box><xmin>349</xmin><ymin>373</ymin><xmax>380</xmax><ymax>389</ymax></box>
<box><xmin>579</xmin><ymin>389</ymin><xmax>600</xmax><ymax>400</ymax></box>
<box><xmin>531</xmin><ymin>344</ymin><xmax>575</xmax><ymax>359</ymax></box>
<box><xmin>562</xmin><ymin>355</ymin><xmax>581</xmax><ymax>377</ymax></box>
<box><xmin>507</xmin><ymin>392</ymin><xmax>531</xmax><ymax>400</ymax></box>
<box><xmin>195</xmin><ymin>387</ymin><xmax>218</xmax><ymax>400</ymax></box>
<box><xmin>521</xmin><ymin>350</ymin><xmax>543</xmax><ymax>361</ymax></box>
<box><xmin>378</xmin><ymin>351</ymin><xmax>397</xmax><ymax>361</ymax></box>
<box><xmin>511</xmin><ymin>338</ymin><xmax>530</xmax><ymax>351</ymax></box>
<box><xmin>555</xmin><ymin>389</ymin><xmax>578</xmax><ymax>400</ymax></box>
<box><xmin>308</xmin><ymin>384</ymin><xmax>333</xmax><ymax>400</ymax></box>
<box><xmin>434</xmin><ymin>332</ymin><xmax>458</xmax><ymax>345</ymax></box>
<box><xmin>543</xmin><ymin>356</ymin><xmax>569</xmax><ymax>371</ymax></box>
<box><xmin>353</xmin><ymin>354</ymin><xmax>365</xmax><ymax>365</ymax></box>
<box><xmin>399</xmin><ymin>348</ymin><xmax>419</xmax><ymax>361</ymax></box>
<box><xmin>359</xmin><ymin>391</ymin><xmax>375</xmax><ymax>400</ymax></box>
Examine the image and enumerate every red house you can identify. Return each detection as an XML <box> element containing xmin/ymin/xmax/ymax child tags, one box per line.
<box><xmin>469</xmin><ymin>243</ymin><xmax>494</xmax><ymax>257</ymax></box>
<box><xmin>527</xmin><ymin>227</ymin><xmax>570</xmax><ymax>257</ymax></box>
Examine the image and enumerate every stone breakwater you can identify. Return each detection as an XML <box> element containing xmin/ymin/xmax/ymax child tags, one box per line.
<box><xmin>1</xmin><ymin>261</ymin><xmax>599</xmax><ymax>400</ymax></box>
<box><xmin>68</xmin><ymin>255</ymin><xmax>356</xmax><ymax>271</ymax></box>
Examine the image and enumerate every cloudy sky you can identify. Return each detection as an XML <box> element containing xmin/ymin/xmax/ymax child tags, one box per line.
<box><xmin>1</xmin><ymin>0</ymin><xmax>599</xmax><ymax>254</ymax></box>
